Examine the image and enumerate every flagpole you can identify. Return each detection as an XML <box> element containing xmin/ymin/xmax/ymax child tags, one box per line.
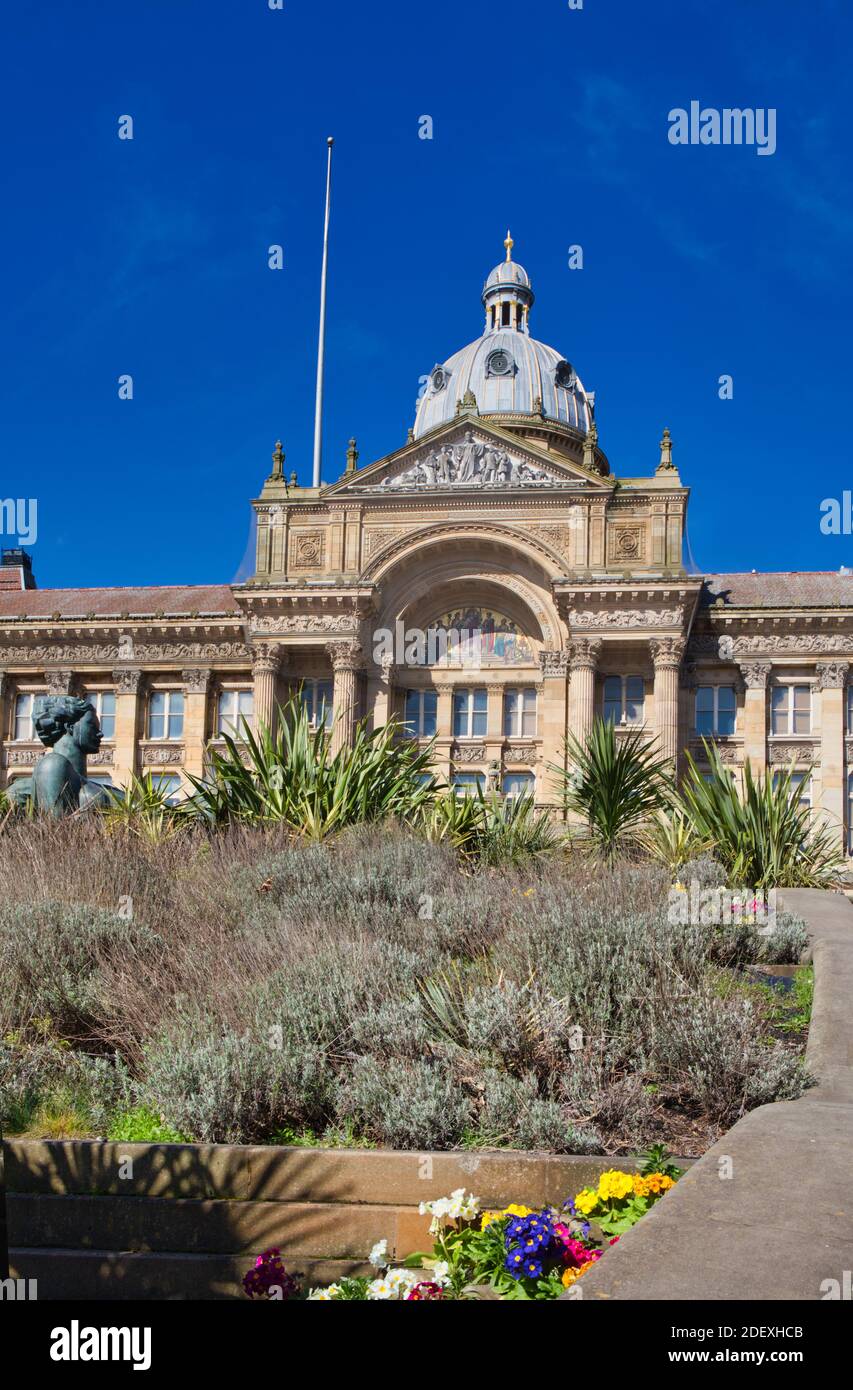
<box><xmin>312</xmin><ymin>137</ymin><xmax>334</xmax><ymax>489</ymax></box>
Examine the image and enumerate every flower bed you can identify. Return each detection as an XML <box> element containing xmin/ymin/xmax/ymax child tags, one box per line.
<box><xmin>244</xmin><ymin>1159</ymin><xmax>680</xmax><ymax>1302</ymax></box>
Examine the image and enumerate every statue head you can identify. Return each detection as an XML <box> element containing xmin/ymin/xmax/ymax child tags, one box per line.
<box><xmin>34</xmin><ymin>695</ymin><xmax>103</xmax><ymax>755</ymax></box>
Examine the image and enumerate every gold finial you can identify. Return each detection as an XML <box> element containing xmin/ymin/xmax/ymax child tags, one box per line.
<box><xmin>504</xmin><ymin>229</ymin><xmax>514</xmax><ymax>262</ymax></box>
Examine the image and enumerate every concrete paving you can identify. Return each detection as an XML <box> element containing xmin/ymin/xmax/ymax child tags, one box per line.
<box><xmin>565</xmin><ymin>888</ymin><xmax>853</xmax><ymax>1300</ymax></box>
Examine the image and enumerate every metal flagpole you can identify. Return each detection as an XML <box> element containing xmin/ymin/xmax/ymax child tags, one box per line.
<box><xmin>312</xmin><ymin>137</ymin><xmax>334</xmax><ymax>489</ymax></box>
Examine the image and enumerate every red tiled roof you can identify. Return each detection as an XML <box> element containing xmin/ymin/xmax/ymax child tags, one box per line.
<box><xmin>0</xmin><ymin>585</ymin><xmax>241</xmax><ymax>620</ymax></box>
<box><xmin>702</xmin><ymin>573</ymin><xmax>853</xmax><ymax>609</ymax></box>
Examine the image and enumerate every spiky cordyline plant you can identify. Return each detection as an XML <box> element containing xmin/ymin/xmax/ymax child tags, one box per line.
<box><xmin>416</xmin><ymin>787</ymin><xmax>561</xmax><ymax>865</ymax></box>
<box><xmin>184</xmin><ymin>696</ymin><xmax>437</xmax><ymax>839</ymax></box>
<box><xmin>635</xmin><ymin>806</ymin><xmax>715</xmax><ymax>873</ymax></box>
<box><xmin>550</xmin><ymin>718</ymin><xmax>675</xmax><ymax>864</ymax></box>
<box><xmin>100</xmin><ymin>772</ymin><xmax>185</xmax><ymax>843</ymax></box>
<box><xmin>679</xmin><ymin>741</ymin><xmax>844</xmax><ymax>889</ymax></box>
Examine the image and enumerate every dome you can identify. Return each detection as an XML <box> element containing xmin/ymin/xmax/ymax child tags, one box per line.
<box><xmin>413</xmin><ymin>234</ymin><xmax>594</xmax><ymax>441</ymax></box>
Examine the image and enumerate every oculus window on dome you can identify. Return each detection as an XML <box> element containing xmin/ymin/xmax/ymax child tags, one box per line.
<box><xmin>486</xmin><ymin>348</ymin><xmax>515</xmax><ymax>378</ymax></box>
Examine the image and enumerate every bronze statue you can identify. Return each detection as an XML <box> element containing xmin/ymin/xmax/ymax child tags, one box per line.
<box><xmin>6</xmin><ymin>695</ymin><xmax>120</xmax><ymax>817</ymax></box>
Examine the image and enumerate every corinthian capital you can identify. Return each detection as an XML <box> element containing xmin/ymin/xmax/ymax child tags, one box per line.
<box><xmin>112</xmin><ymin>668</ymin><xmax>144</xmax><ymax>695</ymax></box>
<box><xmin>251</xmin><ymin>643</ymin><xmax>285</xmax><ymax>677</ymax></box>
<box><xmin>570</xmin><ymin>637</ymin><xmax>602</xmax><ymax>671</ymax></box>
<box><xmin>539</xmin><ymin>649</ymin><xmax>569</xmax><ymax>678</ymax></box>
<box><xmin>328</xmin><ymin>640</ymin><xmax>363</xmax><ymax>672</ymax></box>
<box><xmin>738</xmin><ymin>660</ymin><xmax>772</xmax><ymax>690</ymax></box>
<box><xmin>650</xmin><ymin>636</ymin><xmax>686</xmax><ymax>669</ymax></box>
<box><xmin>815</xmin><ymin>661</ymin><xmax>850</xmax><ymax>691</ymax></box>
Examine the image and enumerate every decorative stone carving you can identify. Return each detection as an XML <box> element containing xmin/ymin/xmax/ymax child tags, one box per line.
<box><xmin>251</xmin><ymin>614</ymin><xmax>357</xmax><ymax>635</ymax></box>
<box><xmin>452</xmin><ymin>744</ymin><xmax>486</xmax><ymax>762</ymax></box>
<box><xmin>368</xmin><ymin>432</ymin><xmax>572</xmax><ymax>491</ymax></box>
<box><xmin>327</xmin><ymin>640</ymin><xmax>363</xmax><ymax>671</ymax></box>
<box><xmin>650</xmin><ymin>636</ymin><xmax>686</xmax><ymax>668</ymax></box>
<box><xmin>610</xmin><ymin>526</ymin><xmax>644</xmax><ymax>561</ymax></box>
<box><xmin>112</xmin><ymin>668</ymin><xmax>144</xmax><ymax>695</ymax></box>
<box><xmin>570</xmin><ymin>637</ymin><xmax>602</xmax><ymax>669</ymax></box>
<box><xmin>539</xmin><ymin>649</ymin><xmax>569</xmax><ymax>678</ymax></box>
<box><xmin>571</xmin><ymin>608</ymin><xmax>682</xmax><ymax>630</ymax></box>
<box><xmin>738</xmin><ymin>661</ymin><xmax>772</xmax><ymax>690</ymax></box>
<box><xmin>720</xmin><ymin>633</ymin><xmax>853</xmax><ymax>657</ymax></box>
<box><xmin>815</xmin><ymin>661</ymin><xmax>850</xmax><ymax>691</ymax></box>
<box><xmin>182</xmin><ymin>668</ymin><xmax>212</xmax><ymax>693</ymax></box>
<box><xmin>88</xmin><ymin>746</ymin><xmax>115</xmax><ymax>766</ymax></box>
<box><xmin>505</xmin><ymin>744</ymin><xmax>537</xmax><ymax>765</ymax></box>
<box><xmin>363</xmin><ymin>527</ymin><xmax>406</xmax><ymax>559</ymax></box>
<box><xmin>291</xmin><ymin>532</ymin><xmax>326</xmax><ymax>568</ymax></box>
<box><xmin>769</xmin><ymin>742</ymin><xmax>818</xmax><ymax>765</ymax></box>
<box><xmin>45</xmin><ymin>670</ymin><xmax>75</xmax><ymax>696</ymax></box>
<box><xmin>5</xmin><ymin>746</ymin><xmax>40</xmax><ymax>767</ymax></box>
<box><xmin>689</xmin><ymin>738</ymin><xmax>742</xmax><ymax>765</ymax></box>
<box><xmin>250</xmin><ymin>645</ymin><xmax>285</xmax><ymax>676</ymax></box>
<box><xmin>139</xmin><ymin>744</ymin><xmax>185</xmax><ymax>765</ymax></box>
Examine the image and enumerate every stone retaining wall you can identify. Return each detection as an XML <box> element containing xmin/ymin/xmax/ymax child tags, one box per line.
<box><xmin>6</xmin><ymin>1143</ymin><xmax>692</xmax><ymax>1300</ymax></box>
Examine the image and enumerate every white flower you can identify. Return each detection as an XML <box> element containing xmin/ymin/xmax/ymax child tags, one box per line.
<box><xmin>366</xmin><ymin>1278</ymin><xmax>395</xmax><ymax>1300</ymax></box>
<box><xmin>432</xmin><ymin>1261</ymin><xmax>450</xmax><ymax>1285</ymax></box>
<box><xmin>369</xmin><ymin>1238</ymin><xmax>389</xmax><ymax>1267</ymax></box>
<box><xmin>387</xmin><ymin>1267</ymin><xmax>419</xmax><ymax>1293</ymax></box>
<box><xmin>307</xmin><ymin>1287</ymin><xmax>335</xmax><ymax>1300</ymax></box>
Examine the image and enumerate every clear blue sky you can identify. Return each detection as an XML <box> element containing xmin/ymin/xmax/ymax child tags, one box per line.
<box><xmin>2</xmin><ymin>0</ymin><xmax>851</xmax><ymax>589</ymax></box>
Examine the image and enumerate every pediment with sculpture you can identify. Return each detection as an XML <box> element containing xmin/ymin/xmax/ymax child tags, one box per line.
<box><xmin>339</xmin><ymin>426</ymin><xmax>596</xmax><ymax>495</ymax></box>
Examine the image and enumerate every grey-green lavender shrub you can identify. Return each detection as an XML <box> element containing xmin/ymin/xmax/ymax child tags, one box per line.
<box><xmin>477</xmin><ymin>1068</ymin><xmax>602</xmax><ymax>1154</ymax></box>
<box><xmin>757</xmin><ymin>912</ymin><xmax>809</xmax><ymax>965</ymax></box>
<box><xmin>336</xmin><ymin>1056</ymin><xmax>471</xmax><ymax>1150</ymax></box>
<box><xmin>0</xmin><ymin>902</ymin><xmax>162</xmax><ymax>1040</ymax></box>
<box><xmin>141</xmin><ymin>1024</ymin><xmax>332</xmax><ymax>1144</ymax></box>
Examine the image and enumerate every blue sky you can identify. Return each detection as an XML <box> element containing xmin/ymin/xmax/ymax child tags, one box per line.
<box><xmin>2</xmin><ymin>0</ymin><xmax>851</xmax><ymax>589</ymax></box>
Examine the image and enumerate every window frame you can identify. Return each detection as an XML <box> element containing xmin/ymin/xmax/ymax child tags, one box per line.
<box><xmin>770</xmin><ymin>683</ymin><xmax>812</xmax><ymax>736</ymax></box>
<box><xmin>503</xmin><ymin>686</ymin><xmax>537</xmax><ymax>738</ymax></box>
<box><xmin>83</xmin><ymin>689</ymin><xmax>116</xmax><ymax>741</ymax></box>
<box><xmin>694</xmin><ymin>684</ymin><xmax>737</xmax><ymax>737</ymax></box>
<box><xmin>502</xmin><ymin>771</ymin><xmax>535</xmax><ymax>801</ymax></box>
<box><xmin>450</xmin><ymin>771</ymin><xmax>486</xmax><ymax>797</ymax></box>
<box><xmin>12</xmin><ymin>691</ymin><xmax>36</xmax><ymax>742</ymax></box>
<box><xmin>452</xmin><ymin>687</ymin><xmax>488</xmax><ymax>739</ymax></box>
<box><xmin>299</xmin><ymin>678</ymin><xmax>334</xmax><ymax>730</ymax></box>
<box><xmin>602</xmin><ymin>674</ymin><xmax>645</xmax><ymax>727</ymax></box>
<box><xmin>147</xmin><ymin>689</ymin><xmax>185</xmax><ymax>741</ymax></box>
<box><xmin>403</xmin><ymin>688</ymin><xmax>437</xmax><ymax>738</ymax></box>
<box><xmin>217</xmin><ymin>688</ymin><xmax>254</xmax><ymax>738</ymax></box>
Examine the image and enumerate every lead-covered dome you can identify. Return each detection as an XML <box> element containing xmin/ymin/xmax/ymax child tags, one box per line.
<box><xmin>414</xmin><ymin>233</ymin><xmax>594</xmax><ymax>441</ymax></box>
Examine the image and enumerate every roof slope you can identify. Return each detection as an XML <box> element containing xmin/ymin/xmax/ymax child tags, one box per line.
<box><xmin>0</xmin><ymin>585</ymin><xmax>240</xmax><ymax>620</ymax></box>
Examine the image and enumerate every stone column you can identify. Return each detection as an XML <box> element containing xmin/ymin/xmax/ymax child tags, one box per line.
<box><xmin>816</xmin><ymin>661</ymin><xmax>849</xmax><ymax>852</ymax></box>
<box><xmin>328</xmin><ymin>640</ymin><xmax>363</xmax><ymax>753</ymax></box>
<box><xmin>738</xmin><ymin>661</ymin><xmax>771</xmax><ymax>776</ymax></box>
<box><xmin>650</xmin><ymin>637</ymin><xmax>686</xmax><ymax>765</ymax></box>
<box><xmin>538</xmin><ymin>649</ymin><xmax>570</xmax><ymax>807</ymax></box>
<box><xmin>568</xmin><ymin>638</ymin><xmax>601</xmax><ymax>744</ymax></box>
<box><xmin>111</xmin><ymin>668</ymin><xmax>144</xmax><ymax>786</ymax></box>
<box><xmin>182</xmin><ymin>669</ymin><xmax>212</xmax><ymax>779</ymax></box>
<box><xmin>371</xmin><ymin>656</ymin><xmax>396</xmax><ymax>730</ymax></box>
<box><xmin>252</xmin><ymin>644</ymin><xmax>282</xmax><ymax>736</ymax></box>
<box><xmin>433</xmin><ymin>682</ymin><xmax>454</xmax><ymax>786</ymax></box>
<box><xmin>0</xmin><ymin>670</ymin><xmax>7</xmax><ymax>787</ymax></box>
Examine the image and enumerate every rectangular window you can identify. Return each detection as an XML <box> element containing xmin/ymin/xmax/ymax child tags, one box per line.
<box><xmin>450</xmin><ymin>772</ymin><xmax>485</xmax><ymax>797</ymax></box>
<box><xmin>847</xmin><ymin>686</ymin><xmax>853</xmax><ymax>734</ymax></box>
<box><xmin>217</xmin><ymin>689</ymin><xmax>254</xmax><ymax>737</ymax></box>
<box><xmin>502</xmin><ymin>771</ymin><xmax>534</xmax><ymax>800</ymax></box>
<box><xmin>602</xmin><ymin>675</ymin><xmax>645</xmax><ymax>725</ymax></box>
<box><xmin>503</xmin><ymin>687</ymin><xmax>537</xmax><ymax>738</ymax></box>
<box><xmin>13</xmin><ymin>693</ymin><xmax>35</xmax><ymax>741</ymax></box>
<box><xmin>300</xmin><ymin>679</ymin><xmax>334</xmax><ymax>730</ymax></box>
<box><xmin>403</xmin><ymin>689</ymin><xmax>437</xmax><ymax>737</ymax></box>
<box><xmin>771</xmin><ymin>684</ymin><xmax>811</xmax><ymax>736</ymax></box>
<box><xmin>695</xmin><ymin>685</ymin><xmax>737</xmax><ymax>736</ymax></box>
<box><xmin>84</xmin><ymin>690</ymin><xmax>116</xmax><ymax>740</ymax></box>
<box><xmin>148</xmin><ymin>690</ymin><xmax>184</xmax><ymax>740</ymax></box>
<box><xmin>772</xmin><ymin>770</ymin><xmax>811</xmax><ymax>812</ymax></box>
<box><xmin>151</xmin><ymin>774</ymin><xmax>183</xmax><ymax>806</ymax></box>
<box><xmin>453</xmin><ymin>688</ymin><xmax>487</xmax><ymax>738</ymax></box>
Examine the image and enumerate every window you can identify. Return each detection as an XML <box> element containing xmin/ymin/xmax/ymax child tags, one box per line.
<box><xmin>847</xmin><ymin>685</ymin><xmax>853</xmax><ymax>734</ymax></box>
<box><xmin>151</xmin><ymin>774</ymin><xmax>183</xmax><ymax>806</ymax></box>
<box><xmin>403</xmin><ymin>689</ymin><xmax>437</xmax><ymax>737</ymax></box>
<box><xmin>453</xmin><ymin>688</ymin><xmax>487</xmax><ymax>738</ymax></box>
<box><xmin>502</xmin><ymin>772</ymin><xmax>534</xmax><ymax>800</ymax></box>
<box><xmin>503</xmin><ymin>687</ymin><xmax>537</xmax><ymax>737</ymax></box>
<box><xmin>13</xmin><ymin>693</ymin><xmax>35</xmax><ymax>741</ymax></box>
<box><xmin>450</xmin><ymin>772</ymin><xmax>485</xmax><ymax>797</ymax></box>
<box><xmin>848</xmin><ymin>772</ymin><xmax>853</xmax><ymax>853</ymax></box>
<box><xmin>85</xmin><ymin>691</ymin><xmax>116</xmax><ymax>739</ymax></box>
<box><xmin>602</xmin><ymin>675</ymin><xmax>645</xmax><ymax>725</ymax></box>
<box><xmin>695</xmin><ymin>685</ymin><xmax>736</xmax><ymax>736</ymax></box>
<box><xmin>148</xmin><ymin>690</ymin><xmax>184</xmax><ymax>740</ymax></box>
<box><xmin>771</xmin><ymin>685</ymin><xmax>811</xmax><ymax>735</ymax></box>
<box><xmin>217</xmin><ymin>689</ymin><xmax>254</xmax><ymax>737</ymax></box>
<box><xmin>300</xmin><ymin>678</ymin><xmax>333</xmax><ymax>729</ymax></box>
<box><xmin>772</xmin><ymin>770</ymin><xmax>811</xmax><ymax>812</ymax></box>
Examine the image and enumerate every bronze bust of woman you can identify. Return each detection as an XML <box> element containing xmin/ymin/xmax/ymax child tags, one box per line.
<box><xmin>7</xmin><ymin>695</ymin><xmax>119</xmax><ymax>817</ymax></box>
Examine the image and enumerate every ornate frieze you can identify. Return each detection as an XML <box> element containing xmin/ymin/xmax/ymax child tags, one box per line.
<box><xmin>452</xmin><ymin>744</ymin><xmax>486</xmax><ymax>762</ymax></box>
<box><xmin>570</xmin><ymin>608</ymin><xmax>682</xmax><ymax>630</ymax></box>
<box><xmin>88</xmin><ymin>746</ymin><xmax>115</xmax><ymax>766</ymax></box>
<box><xmin>505</xmin><ymin>744</ymin><xmax>537</xmax><ymax>765</ymax></box>
<box><xmin>815</xmin><ymin>661</ymin><xmax>850</xmax><ymax>691</ymax></box>
<box><xmin>363</xmin><ymin>527</ymin><xmax>406</xmax><ymax>560</ymax></box>
<box><xmin>688</xmin><ymin>738</ymin><xmax>741</xmax><ymax>765</ymax></box>
<box><xmin>768</xmin><ymin>741</ymin><xmax>818</xmax><ymax>765</ymax></box>
<box><xmin>250</xmin><ymin>614</ymin><xmax>358</xmax><ymax>635</ymax></box>
<box><xmin>717</xmin><ymin>633</ymin><xmax>853</xmax><ymax>658</ymax></box>
<box><xmin>0</xmin><ymin>641</ymin><xmax>251</xmax><ymax>664</ymax></box>
<box><xmin>4</xmin><ymin>744</ymin><xmax>39</xmax><ymax>767</ymax></box>
<box><xmin>364</xmin><ymin>435</ymin><xmax>575</xmax><ymax>492</ymax></box>
<box><xmin>139</xmin><ymin>744</ymin><xmax>185</xmax><ymax>765</ymax></box>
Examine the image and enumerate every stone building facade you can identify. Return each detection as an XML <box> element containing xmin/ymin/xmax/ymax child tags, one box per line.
<box><xmin>2</xmin><ymin>240</ymin><xmax>853</xmax><ymax>853</ymax></box>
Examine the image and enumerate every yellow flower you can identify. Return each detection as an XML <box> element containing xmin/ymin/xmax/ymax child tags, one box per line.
<box><xmin>573</xmin><ymin>1188</ymin><xmax>598</xmax><ymax>1216</ymax></box>
<box><xmin>480</xmin><ymin>1202</ymin><xmax>532</xmax><ymax>1230</ymax></box>
<box><xmin>597</xmin><ymin>1170</ymin><xmax>634</xmax><ymax>1202</ymax></box>
<box><xmin>504</xmin><ymin>1204</ymin><xmax>533</xmax><ymax>1217</ymax></box>
<box><xmin>632</xmin><ymin>1175</ymin><xmax>650</xmax><ymax>1197</ymax></box>
<box><xmin>523</xmin><ymin>888</ymin><xmax>535</xmax><ymax>897</ymax></box>
<box><xmin>561</xmin><ymin>1259</ymin><xmax>596</xmax><ymax>1288</ymax></box>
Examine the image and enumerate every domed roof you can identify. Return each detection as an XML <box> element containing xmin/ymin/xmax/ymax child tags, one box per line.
<box><xmin>414</xmin><ymin>236</ymin><xmax>594</xmax><ymax>440</ymax></box>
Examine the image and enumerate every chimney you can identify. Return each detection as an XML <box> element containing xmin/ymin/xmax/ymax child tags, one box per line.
<box><xmin>0</xmin><ymin>548</ymin><xmax>37</xmax><ymax>590</ymax></box>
